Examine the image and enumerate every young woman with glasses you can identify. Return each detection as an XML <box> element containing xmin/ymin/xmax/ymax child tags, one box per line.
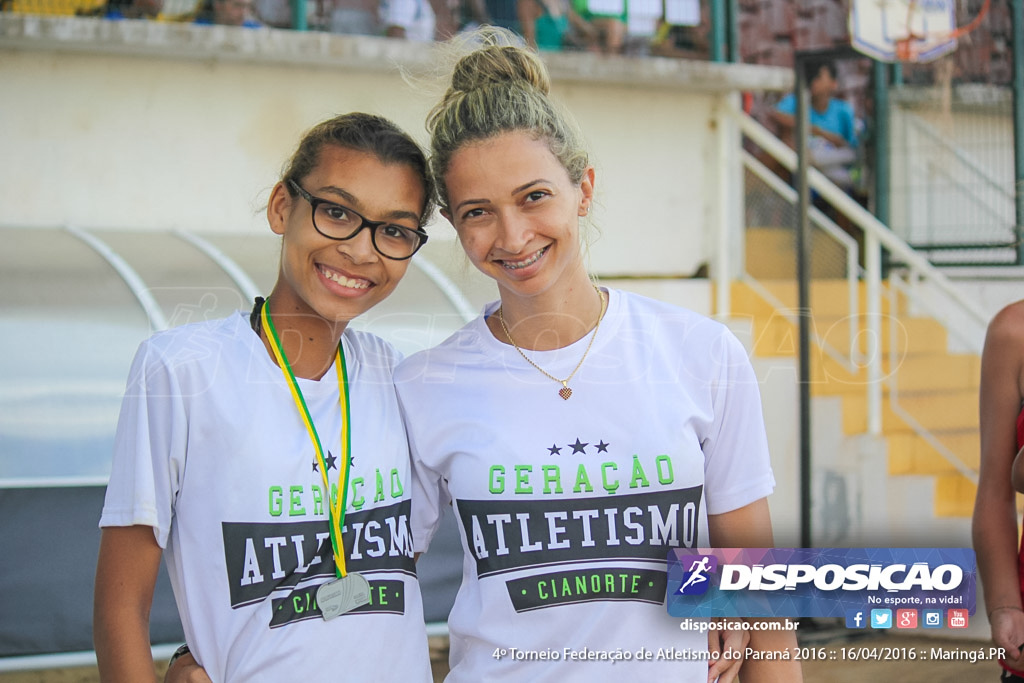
<box><xmin>94</xmin><ymin>113</ymin><xmax>435</xmax><ymax>683</ymax></box>
<box><xmin>393</xmin><ymin>30</ymin><xmax>802</xmax><ymax>682</ymax></box>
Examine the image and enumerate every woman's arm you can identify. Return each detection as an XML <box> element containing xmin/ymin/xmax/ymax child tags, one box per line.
<box><xmin>1012</xmin><ymin>444</ymin><xmax>1024</xmax><ymax>493</ymax></box>
<box><xmin>708</xmin><ymin>498</ymin><xmax>802</xmax><ymax>683</ymax></box>
<box><xmin>94</xmin><ymin>525</ymin><xmax>164</xmax><ymax>683</ymax></box>
<box><xmin>974</xmin><ymin>302</ymin><xmax>1024</xmax><ymax>669</ymax></box>
<box><xmin>163</xmin><ymin>651</ymin><xmax>212</xmax><ymax>683</ymax></box>
<box><xmin>516</xmin><ymin>0</ymin><xmax>539</xmax><ymax>48</ymax></box>
<box><xmin>566</xmin><ymin>8</ymin><xmax>597</xmax><ymax>45</ymax></box>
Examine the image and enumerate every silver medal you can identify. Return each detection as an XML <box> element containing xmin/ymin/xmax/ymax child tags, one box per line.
<box><xmin>317</xmin><ymin>573</ymin><xmax>371</xmax><ymax>620</ymax></box>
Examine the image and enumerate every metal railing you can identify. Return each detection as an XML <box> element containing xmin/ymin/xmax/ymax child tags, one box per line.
<box><xmin>732</xmin><ymin>108</ymin><xmax>988</xmax><ymax>479</ymax></box>
<box><xmin>742</xmin><ymin>149</ymin><xmax>861</xmax><ymax>374</ymax></box>
<box><xmin>894</xmin><ymin>106</ymin><xmax>1017</xmax><ymax>264</ymax></box>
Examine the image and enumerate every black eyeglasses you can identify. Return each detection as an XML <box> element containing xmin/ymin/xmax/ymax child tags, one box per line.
<box><xmin>287</xmin><ymin>179</ymin><xmax>428</xmax><ymax>261</ymax></box>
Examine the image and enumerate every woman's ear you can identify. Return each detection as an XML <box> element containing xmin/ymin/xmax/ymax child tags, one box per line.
<box><xmin>578</xmin><ymin>166</ymin><xmax>595</xmax><ymax>216</ymax></box>
<box><xmin>267</xmin><ymin>181</ymin><xmax>291</xmax><ymax>237</ymax></box>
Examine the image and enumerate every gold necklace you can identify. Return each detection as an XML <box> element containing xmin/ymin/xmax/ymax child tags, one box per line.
<box><xmin>497</xmin><ymin>285</ymin><xmax>606</xmax><ymax>400</ymax></box>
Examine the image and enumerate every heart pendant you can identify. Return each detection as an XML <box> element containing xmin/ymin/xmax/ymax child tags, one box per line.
<box><xmin>558</xmin><ymin>386</ymin><xmax>572</xmax><ymax>400</ymax></box>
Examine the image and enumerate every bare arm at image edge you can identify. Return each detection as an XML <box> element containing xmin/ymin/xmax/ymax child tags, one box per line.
<box><xmin>974</xmin><ymin>303</ymin><xmax>1024</xmax><ymax>669</ymax></box>
<box><xmin>94</xmin><ymin>525</ymin><xmax>164</xmax><ymax>683</ymax></box>
<box><xmin>516</xmin><ymin>0</ymin><xmax>539</xmax><ymax>49</ymax></box>
<box><xmin>164</xmin><ymin>651</ymin><xmax>212</xmax><ymax>683</ymax></box>
<box><xmin>428</xmin><ymin>0</ymin><xmax>456</xmax><ymax>40</ymax></box>
<box><xmin>708</xmin><ymin>498</ymin><xmax>803</xmax><ymax>683</ymax></box>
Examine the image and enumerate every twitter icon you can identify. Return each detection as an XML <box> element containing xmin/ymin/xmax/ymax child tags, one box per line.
<box><xmin>871</xmin><ymin>609</ymin><xmax>892</xmax><ymax>629</ymax></box>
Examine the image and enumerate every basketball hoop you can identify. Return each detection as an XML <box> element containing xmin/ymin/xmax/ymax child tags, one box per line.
<box><xmin>850</xmin><ymin>0</ymin><xmax>956</xmax><ymax>63</ymax></box>
<box><xmin>894</xmin><ymin>36</ymin><xmax>920</xmax><ymax>62</ymax></box>
<box><xmin>850</xmin><ymin>0</ymin><xmax>991</xmax><ymax>63</ymax></box>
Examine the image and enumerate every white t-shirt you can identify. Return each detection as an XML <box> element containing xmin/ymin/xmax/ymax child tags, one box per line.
<box><xmin>101</xmin><ymin>312</ymin><xmax>431</xmax><ymax>683</ymax></box>
<box><xmin>380</xmin><ymin>0</ymin><xmax>435</xmax><ymax>41</ymax></box>
<box><xmin>395</xmin><ymin>288</ymin><xmax>775</xmax><ymax>682</ymax></box>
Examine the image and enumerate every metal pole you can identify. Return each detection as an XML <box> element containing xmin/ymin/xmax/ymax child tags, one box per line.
<box><xmin>710</xmin><ymin>0</ymin><xmax>726</xmax><ymax>63</ymax></box>
<box><xmin>1012</xmin><ymin>0</ymin><xmax>1024</xmax><ymax>264</ymax></box>
<box><xmin>792</xmin><ymin>46</ymin><xmax>857</xmax><ymax>548</ymax></box>
<box><xmin>795</xmin><ymin>56</ymin><xmax>812</xmax><ymax>549</ymax></box>
<box><xmin>715</xmin><ymin>96</ymin><xmax>736</xmax><ymax>319</ymax></box>
<box><xmin>873</xmin><ymin>60</ymin><xmax>891</xmax><ymax>225</ymax></box>
<box><xmin>291</xmin><ymin>0</ymin><xmax>306</xmax><ymax>31</ymax></box>
<box><xmin>727</xmin><ymin>0</ymin><xmax>739</xmax><ymax>63</ymax></box>
<box><xmin>866</xmin><ymin>232</ymin><xmax>882</xmax><ymax>436</ymax></box>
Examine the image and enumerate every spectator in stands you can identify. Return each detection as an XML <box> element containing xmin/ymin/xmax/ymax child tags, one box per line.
<box><xmin>328</xmin><ymin>0</ymin><xmax>380</xmax><ymax>35</ymax></box>
<box><xmin>517</xmin><ymin>0</ymin><xmax>595</xmax><ymax>51</ymax></box>
<box><xmin>193</xmin><ymin>0</ymin><xmax>262</xmax><ymax>26</ymax></box>
<box><xmin>649</xmin><ymin>1</ymin><xmax>709</xmax><ymax>60</ymax></box>
<box><xmin>381</xmin><ymin>0</ymin><xmax>455</xmax><ymax>40</ymax></box>
<box><xmin>771</xmin><ymin>58</ymin><xmax>860</xmax><ymax>192</ymax></box>
<box><xmin>251</xmin><ymin>0</ymin><xmax>290</xmax><ymax>26</ymax></box>
<box><xmin>458</xmin><ymin>0</ymin><xmax>519</xmax><ymax>33</ymax></box>
<box><xmin>77</xmin><ymin>0</ymin><xmax>161</xmax><ymax>19</ymax></box>
<box><xmin>572</xmin><ymin>0</ymin><xmax>625</xmax><ymax>53</ymax></box>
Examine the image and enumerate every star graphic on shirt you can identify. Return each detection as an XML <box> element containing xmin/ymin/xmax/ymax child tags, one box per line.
<box><xmin>312</xmin><ymin>461</ymin><xmax>319</xmax><ymax>473</ymax></box>
<box><xmin>348</xmin><ymin>455</ymin><xmax>355</xmax><ymax>469</ymax></box>
<box><xmin>324</xmin><ymin>451</ymin><xmax>338</xmax><ymax>471</ymax></box>
<box><xmin>548</xmin><ymin>444</ymin><xmax>562</xmax><ymax>456</ymax></box>
<box><xmin>595</xmin><ymin>440</ymin><xmax>609</xmax><ymax>453</ymax></box>
<box><xmin>570</xmin><ymin>438</ymin><xmax>588</xmax><ymax>454</ymax></box>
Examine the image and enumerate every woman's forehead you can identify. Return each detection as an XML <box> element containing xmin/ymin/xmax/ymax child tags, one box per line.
<box><xmin>307</xmin><ymin>146</ymin><xmax>425</xmax><ymax>215</ymax></box>
<box><xmin>446</xmin><ymin>133</ymin><xmax>568</xmax><ymax>191</ymax></box>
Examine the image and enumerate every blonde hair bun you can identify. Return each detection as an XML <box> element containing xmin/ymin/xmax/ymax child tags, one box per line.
<box><xmin>448</xmin><ymin>29</ymin><xmax>551</xmax><ymax>97</ymax></box>
<box><xmin>427</xmin><ymin>26</ymin><xmax>588</xmax><ymax>209</ymax></box>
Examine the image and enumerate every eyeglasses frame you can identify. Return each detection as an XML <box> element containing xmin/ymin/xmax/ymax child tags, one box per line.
<box><xmin>286</xmin><ymin>179</ymin><xmax>428</xmax><ymax>261</ymax></box>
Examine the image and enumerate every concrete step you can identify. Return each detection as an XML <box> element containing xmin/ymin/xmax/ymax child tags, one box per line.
<box><xmin>729</xmin><ymin>277</ymin><xmax>980</xmax><ymax>519</ymax></box>
<box><xmin>745</xmin><ymin>226</ymin><xmax>850</xmax><ymax>280</ymax></box>
<box><xmin>887</xmin><ymin>430</ymin><xmax>979</xmax><ymax>476</ymax></box>
<box><xmin>731</xmin><ymin>279</ymin><xmax>907</xmax><ymax>318</ymax></box>
<box><xmin>934</xmin><ymin>474</ymin><xmax>977</xmax><ymax>518</ymax></box>
<box><xmin>809</xmin><ymin>351</ymin><xmax>980</xmax><ymax>395</ymax></box>
<box><xmin>841</xmin><ymin>389</ymin><xmax>979</xmax><ymax>435</ymax></box>
<box><xmin>751</xmin><ymin>313</ymin><xmax>949</xmax><ymax>357</ymax></box>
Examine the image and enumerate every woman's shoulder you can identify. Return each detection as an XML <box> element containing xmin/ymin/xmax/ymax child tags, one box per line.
<box><xmin>125</xmin><ymin>315</ymin><xmax>249</xmax><ymax>391</ymax></box>
<box><xmin>393</xmin><ymin>315</ymin><xmax>488</xmax><ymax>382</ymax></box>
<box><xmin>343</xmin><ymin>327</ymin><xmax>403</xmax><ymax>364</ymax></box>
<box><xmin>614</xmin><ymin>288</ymin><xmax>730</xmax><ymax>332</ymax></box>
<box><xmin>987</xmin><ymin>300</ymin><xmax>1024</xmax><ymax>337</ymax></box>
<box><xmin>139</xmin><ymin>313</ymin><xmax>244</xmax><ymax>359</ymax></box>
<box><xmin>612</xmin><ymin>288</ymin><xmax>747</xmax><ymax>363</ymax></box>
<box><xmin>985</xmin><ymin>299</ymin><xmax>1024</xmax><ymax>351</ymax></box>
<box><xmin>991</xmin><ymin>299</ymin><xmax>1024</xmax><ymax>323</ymax></box>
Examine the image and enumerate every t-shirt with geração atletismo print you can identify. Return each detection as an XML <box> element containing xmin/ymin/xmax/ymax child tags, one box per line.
<box><xmin>395</xmin><ymin>288</ymin><xmax>776</xmax><ymax>682</ymax></box>
<box><xmin>100</xmin><ymin>312</ymin><xmax>431</xmax><ymax>683</ymax></box>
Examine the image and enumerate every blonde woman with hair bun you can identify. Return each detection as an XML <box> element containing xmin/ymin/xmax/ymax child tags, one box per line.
<box><xmin>396</xmin><ymin>28</ymin><xmax>801</xmax><ymax>682</ymax></box>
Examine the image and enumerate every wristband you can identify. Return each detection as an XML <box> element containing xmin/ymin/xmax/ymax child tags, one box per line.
<box><xmin>167</xmin><ymin>643</ymin><xmax>191</xmax><ymax>669</ymax></box>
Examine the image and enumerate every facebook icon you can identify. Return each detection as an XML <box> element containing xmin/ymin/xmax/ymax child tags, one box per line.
<box><xmin>845</xmin><ymin>609</ymin><xmax>867</xmax><ymax>629</ymax></box>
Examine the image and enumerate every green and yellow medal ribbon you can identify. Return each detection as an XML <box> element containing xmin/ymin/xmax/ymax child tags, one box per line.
<box><xmin>260</xmin><ymin>301</ymin><xmax>354</xmax><ymax>578</ymax></box>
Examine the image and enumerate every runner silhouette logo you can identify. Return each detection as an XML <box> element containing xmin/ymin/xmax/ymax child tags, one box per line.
<box><xmin>675</xmin><ymin>555</ymin><xmax>718</xmax><ymax>595</ymax></box>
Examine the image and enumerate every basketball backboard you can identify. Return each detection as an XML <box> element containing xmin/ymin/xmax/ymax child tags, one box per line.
<box><xmin>849</xmin><ymin>0</ymin><xmax>957</xmax><ymax>63</ymax></box>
